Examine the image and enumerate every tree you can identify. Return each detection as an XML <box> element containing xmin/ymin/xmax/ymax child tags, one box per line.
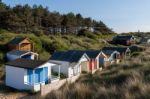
<box><xmin>83</xmin><ymin>17</ymin><xmax>92</xmax><ymax>27</ymax></box>
<box><xmin>76</xmin><ymin>13</ymin><xmax>83</xmax><ymax>26</ymax></box>
<box><xmin>94</xmin><ymin>21</ymin><xmax>113</xmax><ymax>34</ymax></box>
<box><xmin>22</xmin><ymin>4</ymin><xmax>33</xmax><ymax>32</ymax></box>
<box><xmin>33</xmin><ymin>5</ymin><xmax>44</xmax><ymax>27</ymax></box>
<box><xmin>0</xmin><ymin>2</ymin><xmax>114</xmax><ymax>35</ymax></box>
<box><xmin>0</xmin><ymin>1</ymin><xmax>6</xmax><ymax>11</ymax></box>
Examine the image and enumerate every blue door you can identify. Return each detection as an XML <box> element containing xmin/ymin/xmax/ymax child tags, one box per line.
<box><xmin>27</xmin><ymin>69</ymin><xmax>33</xmax><ymax>85</ymax></box>
<box><xmin>27</xmin><ymin>68</ymin><xmax>48</xmax><ymax>85</ymax></box>
<box><xmin>35</xmin><ymin>68</ymin><xmax>43</xmax><ymax>84</ymax></box>
<box><xmin>44</xmin><ymin>67</ymin><xmax>49</xmax><ymax>84</ymax></box>
<box><xmin>35</xmin><ymin>68</ymin><xmax>48</xmax><ymax>84</ymax></box>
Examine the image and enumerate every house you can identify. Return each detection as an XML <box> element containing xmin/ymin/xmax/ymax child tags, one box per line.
<box><xmin>112</xmin><ymin>35</ymin><xmax>136</xmax><ymax>46</ymax></box>
<box><xmin>99</xmin><ymin>51</ymin><xmax>108</xmax><ymax>68</ymax></box>
<box><xmin>129</xmin><ymin>45</ymin><xmax>146</xmax><ymax>53</ymax></box>
<box><xmin>102</xmin><ymin>47</ymin><xmax>131</xmax><ymax>60</ymax></box>
<box><xmin>5</xmin><ymin>58</ymin><xmax>60</xmax><ymax>92</ymax></box>
<box><xmin>101</xmin><ymin>50</ymin><xmax>120</xmax><ymax>67</ymax></box>
<box><xmin>49</xmin><ymin>50</ymin><xmax>90</xmax><ymax>77</ymax></box>
<box><xmin>140</xmin><ymin>37</ymin><xmax>150</xmax><ymax>44</ymax></box>
<box><xmin>84</xmin><ymin>50</ymin><xmax>104</xmax><ymax>73</ymax></box>
<box><xmin>7</xmin><ymin>50</ymin><xmax>38</xmax><ymax>61</ymax></box>
<box><xmin>49</xmin><ymin>27</ymin><xmax>62</xmax><ymax>34</ymax></box>
<box><xmin>7</xmin><ymin>37</ymin><xmax>33</xmax><ymax>51</ymax></box>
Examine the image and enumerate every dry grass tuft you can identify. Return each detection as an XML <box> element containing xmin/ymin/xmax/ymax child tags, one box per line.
<box><xmin>39</xmin><ymin>44</ymin><xmax>150</xmax><ymax>99</ymax></box>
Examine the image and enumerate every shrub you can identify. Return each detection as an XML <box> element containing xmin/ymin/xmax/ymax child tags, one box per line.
<box><xmin>131</xmin><ymin>52</ymin><xmax>141</xmax><ymax>57</ymax></box>
<box><xmin>60</xmin><ymin>73</ymin><xmax>67</xmax><ymax>79</ymax></box>
<box><xmin>28</xmin><ymin>35</ymin><xmax>43</xmax><ymax>53</ymax></box>
<box><xmin>51</xmin><ymin>72</ymin><xmax>67</xmax><ymax>79</ymax></box>
<box><xmin>50</xmin><ymin>40</ymin><xmax>68</xmax><ymax>52</ymax></box>
<box><xmin>39</xmin><ymin>50</ymin><xmax>50</xmax><ymax>61</ymax></box>
<box><xmin>77</xmin><ymin>29</ymin><xmax>98</xmax><ymax>39</ymax></box>
<box><xmin>40</xmin><ymin>37</ymin><xmax>53</xmax><ymax>53</ymax></box>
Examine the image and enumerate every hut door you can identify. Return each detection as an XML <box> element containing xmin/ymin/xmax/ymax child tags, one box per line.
<box><xmin>81</xmin><ymin>61</ymin><xmax>88</xmax><ymax>72</ymax></box>
<box><xmin>99</xmin><ymin>57</ymin><xmax>104</xmax><ymax>68</ymax></box>
<box><xmin>89</xmin><ymin>60</ymin><xmax>92</xmax><ymax>71</ymax></box>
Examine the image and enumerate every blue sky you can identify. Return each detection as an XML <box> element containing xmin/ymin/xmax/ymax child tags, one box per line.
<box><xmin>3</xmin><ymin>0</ymin><xmax>150</xmax><ymax>33</ymax></box>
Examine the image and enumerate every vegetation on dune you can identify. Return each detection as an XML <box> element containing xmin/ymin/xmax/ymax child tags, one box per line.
<box><xmin>1</xmin><ymin>1</ymin><xmax>150</xmax><ymax>98</ymax></box>
<box><xmin>45</xmin><ymin>47</ymin><xmax>150</xmax><ymax>99</ymax></box>
<box><xmin>0</xmin><ymin>29</ymin><xmax>114</xmax><ymax>58</ymax></box>
<box><xmin>0</xmin><ymin>29</ymin><xmax>115</xmax><ymax>80</ymax></box>
<box><xmin>0</xmin><ymin>1</ymin><xmax>116</xmax><ymax>82</ymax></box>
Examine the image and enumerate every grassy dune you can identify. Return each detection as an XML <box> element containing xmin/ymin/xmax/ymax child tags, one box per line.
<box><xmin>0</xmin><ymin>30</ymin><xmax>114</xmax><ymax>76</ymax></box>
<box><xmin>1</xmin><ymin>30</ymin><xmax>150</xmax><ymax>99</ymax></box>
<box><xmin>0</xmin><ymin>30</ymin><xmax>114</xmax><ymax>97</ymax></box>
<box><xmin>45</xmin><ymin>46</ymin><xmax>150</xmax><ymax>99</ymax></box>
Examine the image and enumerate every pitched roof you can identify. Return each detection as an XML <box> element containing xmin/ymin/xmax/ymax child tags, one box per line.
<box><xmin>113</xmin><ymin>35</ymin><xmax>133</xmax><ymax>41</ymax></box>
<box><xmin>6</xmin><ymin>58</ymin><xmax>46</xmax><ymax>69</ymax></box>
<box><xmin>84</xmin><ymin>50</ymin><xmax>101</xmax><ymax>59</ymax></box>
<box><xmin>102</xmin><ymin>47</ymin><xmax>130</xmax><ymax>53</ymax></box>
<box><xmin>7</xmin><ymin>50</ymin><xmax>29</xmax><ymax>56</ymax></box>
<box><xmin>50</xmin><ymin>50</ymin><xmax>88</xmax><ymax>62</ymax></box>
<box><xmin>8</xmin><ymin>37</ymin><xmax>28</xmax><ymax>45</ymax></box>
<box><xmin>102</xmin><ymin>50</ymin><xmax>117</xmax><ymax>55</ymax></box>
<box><xmin>140</xmin><ymin>37</ymin><xmax>150</xmax><ymax>42</ymax></box>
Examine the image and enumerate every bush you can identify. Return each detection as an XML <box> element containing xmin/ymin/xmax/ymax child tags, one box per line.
<box><xmin>32</xmin><ymin>27</ymin><xmax>44</xmax><ymax>37</ymax></box>
<box><xmin>39</xmin><ymin>50</ymin><xmax>50</xmax><ymax>60</ymax></box>
<box><xmin>77</xmin><ymin>29</ymin><xmax>98</xmax><ymax>39</ymax></box>
<box><xmin>60</xmin><ymin>73</ymin><xmax>67</xmax><ymax>79</ymax></box>
<box><xmin>40</xmin><ymin>37</ymin><xmax>53</xmax><ymax>53</ymax></box>
<box><xmin>50</xmin><ymin>40</ymin><xmax>69</xmax><ymax>52</ymax></box>
<box><xmin>52</xmin><ymin>72</ymin><xmax>67</xmax><ymax>79</ymax></box>
<box><xmin>28</xmin><ymin>35</ymin><xmax>43</xmax><ymax>53</ymax></box>
<box><xmin>131</xmin><ymin>52</ymin><xmax>141</xmax><ymax>57</ymax></box>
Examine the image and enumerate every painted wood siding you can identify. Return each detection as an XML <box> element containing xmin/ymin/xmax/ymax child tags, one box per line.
<box><xmin>8</xmin><ymin>39</ymin><xmax>33</xmax><ymax>51</ymax></box>
<box><xmin>94</xmin><ymin>60</ymin><xmax>97</xmax><ymax>69</ymax></box>
<box><xmin>8</xmin><ymin>44</ymin><xmax>19</xmax><ymax>51</ymax></box>
<box><xmin>89</xmin><ymin>60</ymin><xmax>93</xmax><ymax>71</ymax></box>
<box><xmin>27</xmin><ymin>69</ymin><xmax>33</xmax><ymax>85</ymax></box>
<box><xmin>20</xmin><ymin>43</ymin><xmax>32</xmax><ymax>51</ymax></box>
<box><xmin>81</xmin><ymin>61</ymin><xmax>89</xmax><ymax>72</ymax></box>
<box><xmin>49</xmin><ymin>60</ymin><xmax>69</xmax><ymax>77</ymax></box>
<box><xmin>27</xmin><ymin>67</ymin><xmax>48</xmax><ymax>85</ymax></box>
<box><xmin>99</xmin><ymin>57</ymin><xmax>104</xmax><ymax>67</ymax></box>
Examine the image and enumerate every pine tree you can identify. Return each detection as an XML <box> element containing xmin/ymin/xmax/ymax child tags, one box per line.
<box><xmin>0</xmin><ymin>2</ymin><xmax>114</xmax><ymax>34</ymax></box>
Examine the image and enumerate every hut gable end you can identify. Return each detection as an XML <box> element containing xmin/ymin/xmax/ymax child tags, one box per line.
<box><xmin>7</xmin><ymin>37</ymin><xmax>33</xmax><ymax>51</ymax></box>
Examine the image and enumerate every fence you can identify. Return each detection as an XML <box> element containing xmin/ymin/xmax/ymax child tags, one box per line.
<box><xmin>40</xmin><ymin>75</ymin><xmax>80</xmax><ymax>97</ymax></box>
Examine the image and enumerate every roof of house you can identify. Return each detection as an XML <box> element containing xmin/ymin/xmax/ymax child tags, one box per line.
<box><xmin>140</xmin><ymin>37</ymin><xmax>150</xmax><ymax>42</ymax></box>
<box><xmin>113</xmin><ymin>35</ymin><xmax>134</xmax><ymax>41</ymax></box>
<box><xmin>84</xmin><ymin>50</ymin><xmax>101</xmax><ymax>59</ymax></box>
<box><xmin>102</xmin><ymin>50</ymin><xmax>120</xmax><ymax>56</ymax></box>
<box><xmin>7</xmin><ymin>50</ymin><xmax>29</xmax><ymax>56</ymax></box>
<box><xmin>6</xmin><ymin>58</ymin><xmax>47</xmax><ymax>69</ymax></box>
<box><xmin>50</xmin><ymin>50</ymin><xmax>88</xmax><ymax>62</ymax></box>
<box><xmin>102</xmin><ymin>47</ymin><xmax>130</xmax><ymax>53</ymax></box>
<box><xmin>102</xmin><ymin>50</ymin><xmax>117</xmax><ymax>55</ymax></box>
<box><xmin>8</xmin><ymin>37</ymin><xmax>29</xmax><ymax>45</ymax></box>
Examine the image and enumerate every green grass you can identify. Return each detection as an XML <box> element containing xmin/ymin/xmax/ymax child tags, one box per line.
<box><xmin>0</xmin><ymin>30</ymin><xmax>114</xmax><ymax>61</ymax></box>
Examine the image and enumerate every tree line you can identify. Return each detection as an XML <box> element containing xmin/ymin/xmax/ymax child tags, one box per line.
<box><xmin>0</xmin><ymin>1</ymin><xmax>114</xmax><ymax>35</ymax></box>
